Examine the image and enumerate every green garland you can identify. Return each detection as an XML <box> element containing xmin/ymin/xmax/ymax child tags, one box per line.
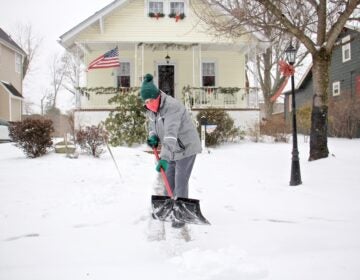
<box><xmin>168</xmin><ymin>13</ymin><xmax>186</xmax><ymax>19</ymax></box>
<box><xmin>182</xmin><ymin>86</ymin><xmax>246</xmax><ymax>96</ymax></box>
<box><xmin>77</xmin><ymin>87</ymin><xmax>140</xmax><ymax>100</ymax></box>
<box><xmin>138</xmin><ymin>42</ymin><xmax>198</xmax><ymax>51</ymax></box>
<box><xmin>148</xmin><ymin>12</ymin><xmax>165</xmax><ymax>18</ymax></box>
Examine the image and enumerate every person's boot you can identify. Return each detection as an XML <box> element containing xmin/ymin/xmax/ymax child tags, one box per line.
<box><xmin>171</xmin><ymin>220</ymin><xmax>185</xmax><ymax>228</ymax></box>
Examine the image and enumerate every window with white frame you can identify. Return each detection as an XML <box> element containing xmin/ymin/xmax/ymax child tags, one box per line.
<box><xmin>15</xmin><ymin>53</ymin><xmax>21</xmax><ymax>74</ymax></box>
<box><xmin>117</xmin><ymin>62</ymin><xmax>131</xmax><ymax>88</ymax></box>
<box><xmin>202</xmin><ymin>62</ymin><xmax>216</xmax><ymax>87</ymax></box>
<box><xmin>170</xmin><ymin>1</ymin><xmax>185</xmax><ymax>14</ymax></box>
<box><xmin>342</xmin><ymin>35</ymin><xmax>351</xmax><ymax>62</ymax></box>
<box><xmin>149</xmin><ymin>1</ymin><xmax>164</xmax><ymax>14</ymax></box>
<box><xmin>332</xmin><ymin>81</ymin><xmax>340</xmax><ymax>96</ymax></box>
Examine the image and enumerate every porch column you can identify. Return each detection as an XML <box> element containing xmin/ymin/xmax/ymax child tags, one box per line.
<box><xmin>192</xmin><ymin>45</ymin><xmax>195</xmax><ymax>86</ymax></box>
<box><xmin>134</xmin><ymin>43</ymin><xmax>138</xmax><ymax>86</ymax></box>
<box><xmin>198</xmin><ymin>44</ymin><xmax>202</xmax><ymax>87</ymax></box>
<box><xmin>141</xmin><ymin>43</ymin><xmax>145</xmax><ymax>82</ymax></box>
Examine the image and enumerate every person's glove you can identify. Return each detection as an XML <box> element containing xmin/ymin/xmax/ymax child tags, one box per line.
<box><xmin>147</xmin><ymin>135</ymin><xmax>159</xmax><ymax>148</ymax></box>
<box><xmin>156</xmin><ymin>159</ymin><xmax>168</xmax><ymax>172</ymax></box>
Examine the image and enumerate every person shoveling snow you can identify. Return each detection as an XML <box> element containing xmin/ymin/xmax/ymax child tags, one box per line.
<box><xmin>140</xmin><ymin>73</ymin><xmax>210</xmax><ymax>228</ymax></box>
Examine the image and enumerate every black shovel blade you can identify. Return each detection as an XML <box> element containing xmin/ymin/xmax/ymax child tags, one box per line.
<box><xmin>151</xmin><ymin>195</ymin><xmax>210</xmax><ymax>225</ymax></box>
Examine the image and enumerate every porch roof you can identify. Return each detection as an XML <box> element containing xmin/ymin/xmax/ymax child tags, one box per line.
<box><xmin>0</xmin><ymin>81</ymin><xmax>23</xmax><ymax>99</ymax></box>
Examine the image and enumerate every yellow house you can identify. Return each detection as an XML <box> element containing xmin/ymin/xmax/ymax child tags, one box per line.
<box><xmin>59</xmin><ymin>0</ymin><xmax>267</xmax><ymax>129</ymax></box>
<box><xmin>0</xmin><ymin>27</ymin><xmax>26</xmax><ymax>122</ymax></box>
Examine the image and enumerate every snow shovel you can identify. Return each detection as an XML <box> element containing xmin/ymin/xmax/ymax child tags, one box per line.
<box><xmin>151</xmin><ymin>147</ymin><xmax>210</xmax><ymax>225</ymax></box>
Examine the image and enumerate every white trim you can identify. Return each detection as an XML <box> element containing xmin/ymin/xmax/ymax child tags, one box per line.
<box><xmin>0</xmin><ymin>39</ymin><xmax>26</xmax><ymax>57</ymax></box>
<box><xmin>134</xmin><ymin>43</ymin><xmax>138</xmax><ymax>86</ymax></box>
<box><xmin>342</xmin><ymin>35</ymin><xmax>351</xmax><ymax>63</ymax></box>
<box><xmin>99</xmin><ymin>17</ymin><xmax>105</xmax><ymax>34</ymax></box>
<box><xmin>199</xmin><ymin>44</ymin><xmax>202</xmax><ymax>87</ymax></box>
<box><xmin>141</xmin><ymin>44</ymin><xmax>144</xmax><ymax>81</ymax></box>
<box><xmin>192</xmin><ymin>45</ymin><xmax>195</xmax><ymax>86</ymax></box>
<box><xmin>9</xmin><ymin>95</ymin><xmax>12</xmax><ymax>121</ymax></box>
<box><xmin>332</xmin><ymin>81</ymin><xmax>341</xmax><ymax>96</ymax></box>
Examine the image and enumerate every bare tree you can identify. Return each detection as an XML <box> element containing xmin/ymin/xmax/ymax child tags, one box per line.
<box><xmin>195</xmin><ymin>0</ymin><xmax>360</xmax><ymax>160</ymax></box>
<box><xmin>48</xmin><ymin>52</ymin><xmax>69</xmax><ymax>108</ymax></box>
<box><xmin>62</xmin><ymin>51</ymin><xmax>82</xmax><ymax>96</ymax></box>
<box><xmin>13</xmin><ymin>22</ymin><xmax>42</xmax><ymax>79</ymax></box>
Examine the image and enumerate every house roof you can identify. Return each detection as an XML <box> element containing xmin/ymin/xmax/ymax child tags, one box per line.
<box><xmin>0</xmin><ymin>27</ymin><xmax>26</xmax><ymax>56</ymax></box>
<box><xmin>0</xmin><ymin>81</ymin><xmax>23</xmax><ymax>99</ymax></box>
<box><xmin>59</xmin><ymin>0</ymin><xmax>128</xmax><ymax>47</ymax></box>
<box><xmin>59</xmin><ymin>0</ymin><xmax>269</xmax><ymax>53</ymax></box>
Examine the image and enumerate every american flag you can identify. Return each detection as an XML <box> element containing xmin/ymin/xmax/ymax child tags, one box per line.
<box><xmin>87</xmin><ymin>47</ymin><xmax>120</xmax><ymax>70</ymax></box>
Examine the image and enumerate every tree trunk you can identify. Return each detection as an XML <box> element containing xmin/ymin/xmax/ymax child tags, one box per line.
<box><xmin>309</xmin><ymin>50</ymin><xmax>330</xmax><ymax>161</ymax></box>
<box><xmin>264</xmin><ymin>98</ymin><xmax>274</xmax><ymax>119</ymax></box>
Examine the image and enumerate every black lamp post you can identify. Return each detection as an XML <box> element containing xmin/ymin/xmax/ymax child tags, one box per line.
<box><xmin>285</xmin><ymin>44</ymin><xmax>302</xmax><ymax>186</ymax></box>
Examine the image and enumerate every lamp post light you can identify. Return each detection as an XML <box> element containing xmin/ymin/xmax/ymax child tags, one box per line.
<box><xmin>285</xmin><ymin>44</ymin><xmax>302</xmax><ymax>186</ymax></box>
<box><xmin>165</xmin><ymin>54</ymin><xmax>171</xmax><ymax>64</ymax></box>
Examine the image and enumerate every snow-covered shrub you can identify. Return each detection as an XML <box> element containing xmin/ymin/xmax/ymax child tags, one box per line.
<box><xmin>260</xmin><ymin>117</ymin><xmax>290</xmax><ymax>142</ymax></box>
<box><xmin>9</xmin><ymin>118</ymin><xmax>54</xmax><ymax>158</ymax></box>
<box><xmin>75</xmin><ymin>124</ymin><xmax>108</xmax><ymax>157</ymax></box>
<box><xmin>196</xmin><ymin>109</ymin><xmax>239</xmax><ymax>146</ymax></box>
<box><xmin>328</xmin><ymin>93</ymin><xmax>360</xmax><ymax>139</ymax></box>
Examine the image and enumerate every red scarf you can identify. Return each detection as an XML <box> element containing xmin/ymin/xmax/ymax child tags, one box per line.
<box><xmin>145</xmin><ymin>95</ymin><xmax>160</xmax><ymax>112</ymax></box>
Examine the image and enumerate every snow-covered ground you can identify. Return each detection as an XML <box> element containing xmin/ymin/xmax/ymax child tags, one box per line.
<box><xmin>1</xmin><ymin>137</ymin><xmax>360</xmax><ymax>280</ymax></box>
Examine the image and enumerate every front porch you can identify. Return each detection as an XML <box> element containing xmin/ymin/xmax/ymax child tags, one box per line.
<box><xmin>184</xmin><ymin>86</ymin><xmax>259</xmax><ymax>109</ymax></box>
<box><xmin>77</xmin><ymin>86</ymin><xmax>259</xmax><ymax>110</ymax></box>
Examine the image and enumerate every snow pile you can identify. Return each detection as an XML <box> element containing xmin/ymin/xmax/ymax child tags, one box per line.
<box><xmin>1</xmin><ymin>137</ymin><xmax>360</xmax><ymax>280</ymax></box>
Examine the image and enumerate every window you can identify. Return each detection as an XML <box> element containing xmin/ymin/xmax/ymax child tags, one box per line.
<box><xmin>332</xmin><ymin>81</ymin><xmax>340</xmax><ymax>96</ymax></box>
<box><xmin>202</xmin><ymin>62</ymin><xmax>216</xmax><ymax>87</ymax></box>
<box><xmin>15</xmin><ymin>53</ymin><xmax>21</xmax><ymax>74</ymax></box>
<box><xmin>170</xmin><ymin>2</ymin><xmax>185</xmax><ymax>14</ymax></box>
<box><xmin>149</xmin><ymin>1</ymin><xmax>164</xmax><ymax>14</ymax></box>
<box><xmin>117</xmin><ymin>62</ymin><xmax>131</xmax><ymax>88</ymax></box>
<box><xmin>342</xmin><ymin>35</ymin><xmax>351</xmax><ymax>62</ymax></box>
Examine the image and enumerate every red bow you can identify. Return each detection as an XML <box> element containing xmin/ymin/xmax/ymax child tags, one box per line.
<box><xmin>269</xmin><ymin>61</ymin><xmax>295</xmax><ymax>102</ymax></box>
<box><xmin>278</xmin><ymin>60</ymin><xmax>295</xmax><ymax>77</ymax></box>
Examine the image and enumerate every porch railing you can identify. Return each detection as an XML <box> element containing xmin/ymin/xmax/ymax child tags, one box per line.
<box><xmin>184</xmin><ymin>87</ymin><xmax>259</xmax><ymax>109</ymax></box>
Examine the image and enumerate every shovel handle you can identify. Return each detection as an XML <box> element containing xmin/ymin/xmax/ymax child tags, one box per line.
<box><xmin>153</xmin><ymin>147</ymin><xmax>174</xmax><ymax>198</ymax></box>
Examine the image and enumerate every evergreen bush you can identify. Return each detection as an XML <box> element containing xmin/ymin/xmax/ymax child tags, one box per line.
<box><xmin>196</xmin><ymin>109</ymin><xmax>239</xmax><ymax>146</ymax></box>
<box><xmin>75</xmin><ymin>124</ymin><xmax>108</xmax><ymax>157</ymax></box>
<box><xmin>9</xmin><ymin>118</ymin><xmax>54</xmax><ymax>158</ymax></box>
<box><xmin>104</xmin><ymin>93</ymin><xmax>147</xmax><ymax>146</ymax></box>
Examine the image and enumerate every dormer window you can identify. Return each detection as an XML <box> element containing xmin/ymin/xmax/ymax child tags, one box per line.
<box><xmin>170</xmin><ymin>2</ymin><xmax>185</xmax><ymax>14</ymax></box>
<box><xmin>149</xmin><ymin>1</ymin><xmax>164</xmax><ymax>14</ymax></box>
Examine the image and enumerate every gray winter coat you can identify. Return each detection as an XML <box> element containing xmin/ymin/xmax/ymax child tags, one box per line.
<box><xmin>146</xmin><ymin>91</ymin><xmax>202</xmax><ymax>161</ymax></box>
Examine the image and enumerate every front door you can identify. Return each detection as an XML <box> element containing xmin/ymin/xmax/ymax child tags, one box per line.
<box><xmin>158</xmin><ymin>65</ymin><xmax>175</xmax><ymax>97</ymax></box>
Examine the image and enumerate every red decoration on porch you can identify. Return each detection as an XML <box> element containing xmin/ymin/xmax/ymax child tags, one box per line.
<box><xmin>155</xmin><ymin>13</ymin><xmax>160</xmax><ymax>20</ymax></box>
<box><xmin>175</xmin><ymin>13</ymin><xmax>181</xmax><ymax>22</ymax></box>
<box><xmin>270</xmin><ymin>60</ymin><xmax>295</xmax><ymax>102</ymax></box>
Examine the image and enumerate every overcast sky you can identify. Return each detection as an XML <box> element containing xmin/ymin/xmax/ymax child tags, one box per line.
<box><xmin>0</xmin><ymin>0</ymin><xmax>112</xmax><ymax>113</ymax></box>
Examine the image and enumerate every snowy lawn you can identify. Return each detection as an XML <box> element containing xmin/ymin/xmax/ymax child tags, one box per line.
<box><xmin>1</xmin><ymin>137</ymin><xmax>360</xmax><ymax>280</ymax></box>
